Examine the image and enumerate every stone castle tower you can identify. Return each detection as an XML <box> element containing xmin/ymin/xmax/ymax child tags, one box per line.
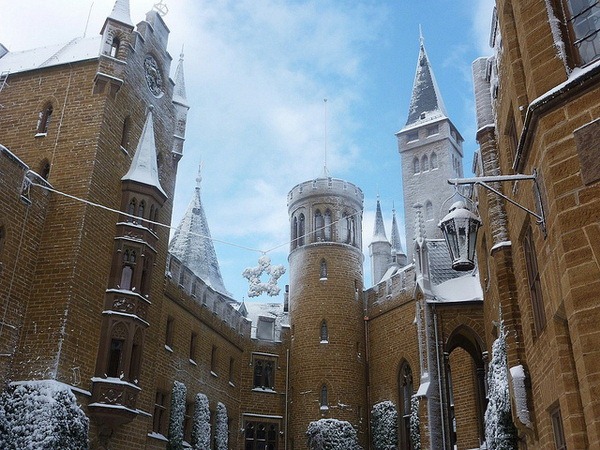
<box><xmin>287</xmin><ymin>177</ymin><xmax>368</xmax><ymax>448</ymax></box>
<box><xmin>397</xmin><ymin>37</ymin><xmax>464</xmax><ymax>260</ymax></box>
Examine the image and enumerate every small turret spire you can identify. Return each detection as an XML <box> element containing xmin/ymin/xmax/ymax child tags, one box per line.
<box><xmin>172</xmin><ymin>50</ymin><xmax>189</xmax><ymax>108</ymax></box>
<box><xmin>372</xmin><ymin>198</ymin><xmax>388</xmax><ymax>242</ymax></box>
<box><xmin>102</xmin><ymin>0</ymin><xmax>134</xmax><ymax>32</ymax></box>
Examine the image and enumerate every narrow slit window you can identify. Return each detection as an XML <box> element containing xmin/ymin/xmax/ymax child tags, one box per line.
<box><xmin>37</xmin><ymin>103</ymin><xmax>53</xmax><ymax>135</ymax></box>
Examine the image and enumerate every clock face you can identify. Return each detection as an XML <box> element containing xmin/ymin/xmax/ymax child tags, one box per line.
<box><xmin>144</xmin><ymin>56</ymin><xmax>163</xmax><ymax>97</ymax></box>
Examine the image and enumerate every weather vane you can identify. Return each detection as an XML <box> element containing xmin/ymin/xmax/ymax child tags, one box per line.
<box><xmin>153</xmin><ymin>0</ymin><xmax>169</xmax><ymax>17</ymax></box>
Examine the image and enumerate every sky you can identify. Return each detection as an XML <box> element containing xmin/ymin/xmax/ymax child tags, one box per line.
<box><xmin>0</xmin><ymin>0</ymin><xmax>495</xmax><ymax>301</ymax></box>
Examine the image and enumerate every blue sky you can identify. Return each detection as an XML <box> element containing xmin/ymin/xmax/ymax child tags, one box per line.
<box><xmin>1</xmin><ymin>0</ymin><xmax>494</xmax><ymax>300</ymax></box>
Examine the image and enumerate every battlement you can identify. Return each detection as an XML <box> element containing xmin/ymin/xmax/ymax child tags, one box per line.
<box><xmin>287</xmin><ymin>177</ymin><xmax>363</xmax><ymax>206</ymax></box>
<box><xmin>165</xmin><ymin>253</ymin><xmax>251</xmax><ymax>337</ymax></box>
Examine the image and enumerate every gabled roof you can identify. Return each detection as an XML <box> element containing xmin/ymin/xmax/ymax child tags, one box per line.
<box><xmin>402</xmin><ymin>37</ymin><xmax>448</xmax><ymax>131</ymax></box>
<box><xmin>121</xmin><ymin>107</ymin><xmax>167</xmax><ymax>198</ymax></box>
<box><xmin>0</xmin><ymin>37</ymin><xmax>101</xmax><ymax>75</ymax></box>
<box><xmin>168</xmin><ymin>167</ymin><xmax>231</xmax><ymax>297</ymax></box>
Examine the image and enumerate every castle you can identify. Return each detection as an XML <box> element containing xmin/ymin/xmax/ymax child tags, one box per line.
<box><xmin>0</xmin><ymin>1</ymin><xmax>599</xmax><ymax>449</ymax></box>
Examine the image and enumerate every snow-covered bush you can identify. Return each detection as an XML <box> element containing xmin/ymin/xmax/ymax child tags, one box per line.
<box><xmin>484</xmin><ymin>321</ymin><xmax>518</xmax><ymax>449</ymax></box>
<box><xmin>371</xmin><ymin>401</ymin><xmax>397</xmax><ymax>449</ymax></box>
<box><xmin>191</xmin><ymin>393</ymin><xmax>210</xmax><ymax>450</ymax></box>
<box><xmin>0</xmin><ymin>381</ymin><xmax>89</xmax><ymax>449</ymax></box>
<box><xmin>410</xmin><ymin>396</ymin><xmax>421</xmax><ymax>450</ymax></box>
<box><xmin>306</xmin><ymin>418</ymin><xmax>362</xmax><ymax>450</ymax></box>
<box><xmin>168</xmin><ymin>381</ymin><xmax>187</xmax><ymax>450</ymax></box>
<box><xmin>215</xmin><ymin>402</ymin><xmax>228</xmax><ymax>450</ymax></box>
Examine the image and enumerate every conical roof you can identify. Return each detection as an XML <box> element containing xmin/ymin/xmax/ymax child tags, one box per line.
<box><xmin>372</xmin><ymin>199</ymin><xmax>389</xmax><ymax>243</ymax></box>
<box><xmin>121</xmin><ymin>107</ymin><xmax>167</xmax><ymax>198</ymax></box>
<box><xmin>101</xmin><ymin>0</ymin><xmax>134</xmax><ymax>33</ymax></box>
<box><xmin>403</xmin><ymin>36</ymin><xmax>448</xmax><ymax>130</ymax></box>
<box><xmin>390</xmin><ymin>208</ymin><xmax>405</xmax><ymax>256</ymax></box>
<box><xmin>172</xmin><ymin>51</ymin><xmax>189</xmax><ymax>108</ymax></box>
<box><xmin>169</xmin><ymin>167</ymin><xmax>231</xmax><ymax>297</ymax></box>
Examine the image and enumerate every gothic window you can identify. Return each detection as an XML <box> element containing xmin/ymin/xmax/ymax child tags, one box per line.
<box><xmin>320</xmin><ymin>320</ymin><xmax>328</xmax><ymax>342</ymax></box>
<box><xmin>138</xmin><ymin>201</ymin><xmax>145</xmax><ymax>221</ymax></box>
<box><xmin>153</xmin><ymin>390</ymin><xmax>168</xmax><ymax>434</ymax></box>
<box><xmin>121</xmin><ymin>116</ymin><xmax>131</xmax><ymax>150</ymax></box>
<box><xmin>343</xmin><ymin>214</ymin><xmax>356</xmax><ymax>245</ymax></box>
<box><xmin>37</xmin><ymin>103</ymin><xmax>53</xmax><ymax>135</ymax></box>
<box><xmin>430</xmin><ymin>152</ymin><xmax>438</xmax><ymax>169</ymax></box>
<box><xmin>39</xmin><ymin>159</ymin><xmax>51</xmax><ymax>180</ymax></box>
<box><xmin>211</xmin><ymin>345</ymin><xmax>218</xmax><ymax>373</ymax></box>
<box><xmin>127</xmin><ymin>199</ymin><xmax>136</xmax><ymax>222</ymax></box>
<box><xmin>253</xmin><ymin>357</ymin><xmax>275</xmax><ymax>390</ymax></box>
<box><xmin>298</xmin><ymin>214</ymin><xmax>305</xmax><ymax>246</ymax></box>
<box><xmin>165</xmin><ymin>316</ymin><xmax>174</xmax><ymax>349</ymax></box>
<box><xmin>425</xmin><ymin>201</ymin><xmax>433</xmax><ymax>221</ymax></box>
<box><xmin>413</xmin><ymin>156</ymin><xmax>420</xmax><ymax>174</ymax></box>
<box><xmin>550</xmin><ymin>403</ymin><xmax>567</xmax><ymax>450</ymax></box>
<box><xmin>320</xmin><ymin>259</ymin><xmax>328</xmax><ymax>280</ymax></box>
<box><xmin>320</xmin><ymin>385</ymin><xmax>328</xmax><ymax>409</ymax></box>
<box><xmin>399</xmin><ymin>362</ymin><xmax>414</xmax><ymax>450</ymax></box>
<box><xmin>324</xmin><ymin>209</ymin><xmax>332</xmax><ymax>241</ymax></box>
<box><xmin>561</xmin><ymin>0</ymin><xmax>600</xmax><ymax>65</ymax></box>
<box><xmin>189</xmin><ymin>332</ymin><xmax>198</xmax><ymax>362</ymax></box>
<box><xmin>315</xmin><ymin>210</ymin><xmax>324</xmax><ymax>241</ymax></box>
<box><xmin>128</xmin><ymin>328</ymin><xmax>142</xmax><ymax>381</ymax></box>
<box><xmin>244</xmin><ymin>421</ymin><xmax>279</xmax><ymax>450</ymax></box>
<box><xmin>292</xmin><ymin>216</ymin><xmax>298</xmax><ymax>249</ymax></box>
<box><xmin>106</xmin><ymin>322</ymin><xmax>128</xmax><ymax>377</ymax></box>
<box><xmin>120</xmin><ymin>249</ymin><xmax>136</xmax><ymax>290</ymax></box>
<box><xmin>421</xmin><ymin>154</ymin><xmax>429</xmax><ymax>172</ymax></box>
<box><xmin>109</xmin><ymin>36</ymin><xmax>120</xmax><ymax>58</ymax></box>
<box><xmin>523</xmin><ymin>227</ymin><xmax>546</xmax><ymax>335</ymax></box>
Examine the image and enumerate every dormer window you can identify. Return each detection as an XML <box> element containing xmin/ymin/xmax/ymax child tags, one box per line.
<box><xmin>36</xmin><ymin>103</ymin><xmax>53</xmax><ymax>135</ymax></box>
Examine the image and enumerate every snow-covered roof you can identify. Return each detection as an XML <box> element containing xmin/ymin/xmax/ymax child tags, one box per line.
<box><xmin>172</xmin><ymin>53</ymin><xmax>189</xmax><ymax>108</ymax></box>
<box><xmin>431</xmin><ymin>272</ymin><xmax>482</xmax><ymax>302</ymax></box>
<box><xmin>371</xmin><ymin>199</ymin><xmax>389</xmax><ymax>243</ymax></box>
<box><xmin>390</xmin><ymin>208</ymin><xmax>405</xmax><ymax>256</ymax></box>
<box><xmin>168</xmin><ymin>168</ymin><xmax>230</xmax><ymax>297</ymax></box>
<box><xmin>426</xmin><ymin>239</ymin><xmax>461</xmax><ymax>285</ymax></box>
<box><xmin>401</xmin><ymin>39</ymin><xmax>448</xmax><ymax>131</ymax></box>
<box><xmin>0</xmin><ymin>37</ymin><xmax>102</xmax><ymax>75</ymax></box>
<box><xmin>242</xmin><ymin>301</ymin><xmax>288</xmax><ymax>341</ymax></box>
<box><xmin>105</xmin><ymin>0</ymin><xmax>134</xmax><ymax>29</ymax></box>
<box><xmin>121</xmin><ymin>108</ymin><xmax>167</xmax><ymax>198</ymax></box>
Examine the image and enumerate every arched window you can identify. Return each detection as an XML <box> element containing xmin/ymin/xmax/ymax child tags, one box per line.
<box><xmin>413</xmin><ymin>156</ymin><xmax>420</xmax><ymax>174</ymax></box>
<box><xmin>37</xmin><ymin>103</ymin><xmax>53</xmax><ymax>134</ymax></box>
<box><xmin>399</xmin><ymin>362</ymin><xmax>414</xmax><ymax>450</ymax></box>
<box><xmin>128</xmin><ymin>328</ymin><xmax>143</xmax><ymax>381</ymax></box>
<box><xmin>120</xmin><ymin>249</ymin><xmax>136</xmax><ymax>290</ymax></box>
<box><xmin>320</xmin><ymin>385</ymin><xmax>328</xmax><ymax>409</ymax></box>
<box><xmin>324</xmin><ymin>209</ymin><xmax>332</xmax><ymax>241</ymax></box>
<box><xmin>138</xmin><ymin>201</ymin><xmax>145</xmax><ymax>221</ymax></box>
<box><xmin>291</xmin><ymin>216</ymin><xmax>298</xmax><ymax>249</ymax></box>
<box><xmin>348</xmin><ymin>216</ymin><xmax>356</xmax><ymax>246</ymax></box>
<box><xmin>39</xmin><ymin>159</ymin><xmax>51</xmax><ymax>180</ymax></box>
<box><xmin>127</xmin><ymin>199</ymin><xmax>136</xmax><ymax>222</ymax></box>
<box><xmin>320</xmin><ymin>320</ymin><xmax>328</xmax><ymax>342</ymax></box>
<box><xmin>431</xmin><ymin>152</ymin><xmax>438</xmax><ymax>169</ymax></box>
<box><xmin>425</xmin><ymin>201</ymin><xmax>433</xmax><ymax>221</ymax></box>
<box><xmin>314</xmin><ymin>210</ymin><xmax>324</xmax><ymax>241</ymax></box>
<box><xmin>421</xmin><ymin>154</ymin><xmax>429</xmax><ymax>171</ymax></box>
<box><xmin>107</xmin><ymin>322</ymin><xmax>128</xmax><ymax>377</ymax></box>
<box><xmin>121</xmin><ymin>116</ymin><xmax>131</xmax><ymax>150</ymax></box>
<box><xmin>320</xmin><ymin>259</ymin><xmax>328</xmax><ymax>280</ymax></box>
<box><xmin>110</xmin><ymin>36</ymin><xmax>121</xmax><ymax>58</ymax></box>
<box><xmin>298</xmin><ymin>214</ymin><xmax>305</xmax><ymax>246</ymax></box>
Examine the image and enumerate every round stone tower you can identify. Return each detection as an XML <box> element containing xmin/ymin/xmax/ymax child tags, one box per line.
<box><xmin>287</xmin><ymin>177</ymin><xmax>367</xmax><ymax>448</ymax></box>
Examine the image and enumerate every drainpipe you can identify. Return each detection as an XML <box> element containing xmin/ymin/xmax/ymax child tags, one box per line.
<box><xmin>285</xmin><ymin>348</ymin><xmax>290</xmax><ymax>450</ymax></box>
<box><xmin>433</xmin><ymin>305</ymin><xmax>447</xmax><ymax>450</ymax></box>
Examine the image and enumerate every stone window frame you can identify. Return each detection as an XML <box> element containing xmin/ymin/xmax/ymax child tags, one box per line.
<box><xmin>152</xmin><ymin>390</ymin><xmax>169</xmax><ymax>435</ymax></box>
<box><xmin>522</xmin><ymin>226</ymin><xmax>547</xmax><ymax>336</ymax></box>
<box><xmin>244</xmin><ymin>419</ymin><xmax>279</xmax><ymax>450</ymax></box>
<box><xmin>252</xmin><ymin>354</ymin><xmax>276</xmax><ymax>391</ymax></box>
<box><xmin>320</xmin><ymin>319</ymin><xmax>329</xmax><ymax>343</ymax></box>
<box><xmin>413</xmin><ymin>156</ymin><xmax>420</xmax><ymax>175</ymax></box>
<box><xmin>36</xmin><ymin>102</ymin><xmax>53</xmax><ymax>136</ymax></box>
<box><xmin>550</xmin><ymin>402</ymin><xmax>567</xmax><ymax>450</ymax></box>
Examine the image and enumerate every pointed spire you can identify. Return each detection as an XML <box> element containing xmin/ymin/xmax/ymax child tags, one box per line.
<box><xmin>121</xmin><ymin>106</ymin><xmax>167</xmax><ymax>198</ymax></box>
<box><xmin>403</xmin><ymin>33</ymin><xmax>448</xmax><ymax>129</ymax></box>
<box><xmin>102</xmin><ymin>0</ymin><xmax>134</xmax><ymax>33</ymax></box>
<box><xmin>390</xmin><ymin>207</ymin><xmax>405</xmax><ymax>255</ymax></box>
<box><xmin>169</xmin><ymin>164</ymin><xmax>231</xmax><ymax>297</ymax></box>
<box><xmin>372</xmin><ymin>197</ymin><xmax>389</xmax><ymax>243</ymax></box>
<box><xmin>172</xmin><ymin>50</ymin><xmax>189</xmax><ymax>108</ymax></box>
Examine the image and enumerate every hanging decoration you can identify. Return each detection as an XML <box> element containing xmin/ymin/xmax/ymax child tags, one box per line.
<box><xmin>242</xmin><ymin>255</ymin><xmax>285</xmax><ymax>297</ymax></box>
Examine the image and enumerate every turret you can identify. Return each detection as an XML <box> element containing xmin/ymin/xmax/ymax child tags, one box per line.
<box><xmin>287</xmin><ymin>177</ymin><xmax>368</xmax><ymax>448</ymax></box>
<box><xmin>369</xmin><ymin>198</ymin><xmax>392</xmax><ymax>285</ymax></box>
<box><xmin>171</xmin><ymin>52</ymin><xmax>189</xmax><ymax>160</ymax></box>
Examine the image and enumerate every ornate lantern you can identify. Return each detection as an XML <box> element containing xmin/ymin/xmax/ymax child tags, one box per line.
<box><xmin>439</xmin><ymin>201</ymin><xmax>481</xmax><ymax>271</ymax></box>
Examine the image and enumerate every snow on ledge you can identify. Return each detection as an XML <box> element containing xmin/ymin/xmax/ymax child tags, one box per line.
<box><xmin>10</xmin><ymin>379</ymin><xmax>91</xmax><ymax>397</ymax></box>
<box><xmin>491</xmin><ymin>240</ymin><xmax>512</xmax><ymax>252</ymax></box>
<box><xmin>147</xmin><ymin>432</ymin><xmax>168</xmax><ymax>442</ymax></box>
<box><xmin>509</xmin><ymin>365</ymin><xmax>532</xmax><ymax>428</ymax></box>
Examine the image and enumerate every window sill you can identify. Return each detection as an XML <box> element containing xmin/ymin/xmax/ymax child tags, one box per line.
<box><xmin>34</xmin><ymin>132</ymin><xmax>47</xmax><ymax>138</ymax></box>
<box><xmin>229</xmin><ymin>381</ymin><xmax>236</xmax><ymax>388</ymax></box>
<box><xmin>320</xmin><ymin>406</ymin><xmax>329</xmax><ymax>411</ymax></box>
<box><xmin>164</xmin><ymin>345</ymin><xmax>173</xmax><ymax>353</ymax></box>
<box><xmin>210</xmin><ymin>371</ymin><xmax>218</xmax><ymax>378</ymax></box>
<box><xmin>189</xmin><ymin>359</ymin><xmax>197</xmax><ymax>366</ymax></box>
<box><xmin>252</xmin><ymin>387</ymin><xmax>277</xmax><ymax>394</ymax></box>
<box><xmin>320</xmin><ymin>340</ymin><xmax>329</xmax><ymax>344</ymax></box>
<box><xmin>147</xmin><ymin>432</ymin><xmax>168</xmax><ymax>442</ymax></box>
